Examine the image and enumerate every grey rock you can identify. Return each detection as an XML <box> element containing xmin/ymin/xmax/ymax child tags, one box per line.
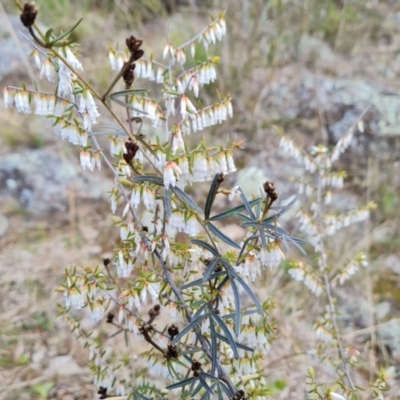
<box><xmin>47</xmin><ymin>355</ymin><xmax>84</xmax><ymax>376</ymax></box>
<box><xmin>265</xmin><ymin>69</ymin><xmax>400</xmax><ymax>137</ymax></box>
<box><xmin>0</xmin><ymin>15</ymin><xmax>33</xmax><ymax>80</ymax></box>
<box><xmin>0</xmin><ymin>214</ymin><xmax>8</xmax><ymax>236</ymax></box>
<box><xmin>0</xmin><ymin>148</ymin><xmax>112</xmax><ymax>217</ymax></box>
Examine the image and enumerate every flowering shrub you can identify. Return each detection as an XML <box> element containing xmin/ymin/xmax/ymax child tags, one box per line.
<box><xmin>4</xmin><ymin>2</ymin><xmax>391</xmax><ymax>400</ymax></box>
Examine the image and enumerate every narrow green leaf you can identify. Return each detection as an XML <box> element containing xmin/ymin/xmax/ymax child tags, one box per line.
<box><xmin>102</xmin><ymin>124</ymin><xmax>126</xmax><ymax>133</ymax></box>
<box><xmin>235</xmin><ymin>275</ymin><xmax>264</xmax><ymax>315</ymax></box>
<box><xmin>205</xmin><ymin>173</ymin><xmax>220</xmax><ymax>220</ymax></box>
<box><xmin>216</xmin><ymin>383</ymin><xmax>224</xmax><ymax>400</ymax></box>
<box><xmin>198</xmin><ymin>375</ymin><xmax>214</xmax><ymax>395</ymax></box>
<box><xmin>172</xmin><ymin>313</ymin><xmax>211</xmax><ymax>344</ymax></box>
<box><xmin>219</xmin><ymin>258</ymin><xmax>239</xmax><ymax>279</ymax></box>
<box><xmin>133</xmin><ymin>392</ymin><xmax>151</xmax><ymax>400</ymax></box>
<box><xmin>108</xmin><ymin>328</ymin><xmax>124</xmax><ymax>339</ymax></box>
<box><xmin>223</xmin><ymin>308</ymin><xmax>259</xmax><ymax>320</ymax></box>
<box><xmin>209</xmin><ymin>197</ymin><xmax>262</xmax><ymax>221</ymax></box>
<box><xmin>49</xmin><ymin>18</ymin><xmax>83</xmax><ymax>45</ymax></box>
<box><xmin>263</xmin><ymin>197</ymin><xmax>297</xmax><ymax>223</ymax></box>
<box><xmin>236</xmin><ymin>213</ymin><xmax>255</xmax><ymax>223</ymax></box>
<box><xmin>236</xmin><ymin>235</ymin><xmax>260</xmax><ymax>263</ymax></box>
<box><xmin>218</xmin><ymin>382</ymin><xmax>233</xmax><ymax>398</ymax></box>
<box><xmin>44</xmin><ymin>28</ymin><xmax>53</xmax><ymax>43</ymax></box>
<box><xmin>261</xmin><ymin>223</ymin><xmax>289</xmax><ymax>235</ymax></box>
<box><xmin>166</xmin><ymin>377</ymin><xmax>194</xmax><ymax>390</ymax></box>
<box><xmin>180</xmin><ymin>271</ymin><xmax>227</xmax><ymax>290</ymax></box>
<box><xmin>200</xmin><ymin>372</ymin><xmax>219</xmax><ymax>381</ymax></box>
<box><xmin>229</xmin><ymin>274</ymin><xmax>241</xmax><ymax>337</ymax></box>
<box><xmin>284</xmin><ymin>235</ymin><xmax>307</xmax><ymax>255</ymax></box>
<box><xmin>110</xmin><ymin>89</ymin><xmax>149</xmax><ymax>98</ymax></box>
<box><xmin>164</xmin><ymin>188</ymin><xmax>172</xmax><ymax>218</ymax></box>
<box><xmin>238</xmin><ymin>187</ymin><xmax>255</xmax><ymax>220</ymax></box>
<box><xmin>190</xmin><ymin>380</ymin><xmax>203</xmax><ymax>397</ymax></box>
<box><xmin>240</xmin><ymin>221</ymin><xmax>261</xmax><ymax>228</ymax></box>
<box><xmin>202</xmin><ymin>258</ymin><xmax>220</xmax><ymax>282</ymax></box>
<box><xmin>200</xmin><ymin>388</ymin><xmax>212</xmax><ymax>400</ymax></box>
<box><xmin>207</xmin><ymin>223</ymin><xmax>240</xmax><ymax>250</ymax></box>
<box><xmin>132</xmin><ymin>175</ymin><xmax>163</xmax><ymax>185</ymax></box>
<box><xmin>110</xmin><ymin>96</ymin><xmax>149</xmax><ymax>114</ymax></box>
<box><xmin>209</xmin><ymin>318</ymin><xmax>217</xmax><ymax>375</ymax></box>
<box><xmin>215</xmin><ymin>332</ymin><xmax>254</xmax><ymax>352</ymax></box>
<box><xmin>124</xmin><ymin>329</ymin><xmax>129</xmax><ymax>347</ymax></box>
<box><xmin>192</xmin><ymin>303</ymin><xmax>208</xmax><ymax>320</ymax></box>
<box><xmin>190</xmin><ymin>239</ymin><xmax>219</xmax><ymax>256</ymax></box>
<box><xmin>259</xmin><ymin>228</ymin><xmax>267</xmax><ymax>248</ymax></box>
<box><xmin>135</xmin><ymin>134</ymin><xmax>158</xmax><ymax>159</ymax></box>
<box><xmin>171</xmin><ymin>186</ymin><xmax>203</xmax><ymax>214</ymax></box>
<box><xmin>212</xmin><ymin>313</ymin><xmax>238</xmax><ymax>359</ymax></box>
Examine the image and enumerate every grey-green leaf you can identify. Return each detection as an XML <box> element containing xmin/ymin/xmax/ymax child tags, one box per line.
<box><xmin>229</xmin><ymin>274</ymin><xmax>241</xmax><ymax>337</ymax></box>
<box><xmin>132</xmin><ymin>175</ymin><xmax>164</xmax><ymax>185</ymax></box>
<box><xmin>49</xmin><ymin>18</ymin><xmax>83</xmax><ymax>45</ymax></box>
<box><xmin>172</xmin><ymin>312</ymin><xmax>211</xmax><ymax>344</ymax></box>
<box><xmin>110</xmin><ymin>89</ymin><xmax>149</xmax><ymax>98</ymax></box>
<box><xmin>209</xmin><ymin>197</ymin><xmax>262</xmax><ymax>221</ymax></box>
<box><xmin>205</xmin><ymin>173</ymin><xmax>220</xmax><ymax>220</ymax></box>
<box><xmin>171</xmin><ymin>186</ymin><xmax>203</xmax><ymax>214</ymax></box>
<box><xmin>166</xmin><ymin>377</ymin><xmax>194</xmax><ymax>390</ymax></box>
<box><xmin>202</xmin><ymin>258</ymin><xmax>220</xmax><ymax>282</ymax></box>
<box><xmin>180</xmin><ymin>271</ymin><xmax>227</xmax><ymax>290</ymax></box>
<box><xmin>207</xmin><ymin>223</ymin><xmax>240</xmax><ymax>250</ymax></box>
<box><xmin>190</xmin><ymin>239</ymin><xmax>219</xmax><ymax>256</ymax></box>
<box><xmin>212</xmin><ymin>313</ymin><xmax>238</xmax><ymax>359</ymax></box>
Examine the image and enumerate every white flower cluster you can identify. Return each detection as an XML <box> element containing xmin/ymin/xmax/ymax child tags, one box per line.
<box><xmin>77</xmin><ymin>89</ymin><xmax>101</xmax><ymax>129</ymax></box>
<box><xmin>279</xmin><ymin>136</ymin><xmax>316</xmax><ymax>173</ymax></box>
<box><xmin>190</xmin><ymin>151</ymin><xmax>236</xmax><ymax>183</ymax></box>
<box><xmin>314</xmin><ymin>322</ymin><xmax>334</xmax><ymax>343</ymax></box>
<box><xmin>58</xmin><ymin>62</ymin><xmax>74</xmax><ymax>97</ymax></box>
<box><xmin>63</xmin><ymin>277</ymin><xmax>113</xmax><ymax>322</ymax></box>
<box><xmin>324</xmin><ymin>207</ymin><xmax>370</xmax><ymax>236</ymax></box>
<box><xmin>130</xmin><ymin>186</ymin><xmax>159</xmax><ymax>211</ymax></box>
<box><xmin>54</xmin><ymin>119</ymin><xmax>88</xmax><ymax>146</ymax></box>
<box><xmin>237</xmin><ymin>324</ymin><xmax>270</xmax><ymax>351</ymax></box>
<box><xmin>259</xmin><ymin>241</ymin><xmax>284</xmax><ymax>269</ymax></box>
<box><xmin>133</xmin><ymin>59</ymin><xmax>165</xmax><ymax>84</ymax></box>
<box><xmin>199</xmin><ymin>15</ymin><xmax>227</xmax><ymax>49</ymax></box>
<box><xmin>108</xmin><ymin>49</ymin><xmax>126</xmax><ymax>71</ymax></box>
<box><xmin>40</xmin><ymin>59</ymin><xmax>56</xmax><ymax>82</ymax></box>
<box><xmin>120</xmin><ymin>280</ymin><xmax>160</xmax><ymax>314</ymax></box>
<box><xmin>297</xmin><ymin>210</ymin><xmax>322</xmax><ymax>251</ymax></box>
<box><xmin>236</xmin><ymin>252</ymin><xmax>261</xmax><ymax>282</ymax></box>
<box><xmin>80</xmin><ymin>150</ymin><xmax>101</xmax><ymax>171</ymax></box>
<box><xmin>4</xmin><ymin>87</ymin><xmax>30</xmax><ymax>113</ymax></box>
<box><xmin>168</xmin><ymin>212</ymin><xmax>200</xmax><ymax>237</ymax></box>
<box><xmin>188</xmin><ymin>97</ymin><xmax>233</xmax><ymax>133</ymax></box>
<box><xmin>180</xmin><ymin>58</ymin><xmax>218</xmax><ymax>88</ymax></box>
<box><xmin>114</xmin><ymin>249</ymin><xmax>134</xmax><ymax>278</ymax></box>
<box><xmin>332</xmin><ymin>253</ymin><xmax>368</xmax><ymax>286</ymax></box>
<box><xmin>110</xmin><ymin>138</ymin><xmax>128</xmax><ymax>156</ymax></box>
<box><xmin>129</xmin><ymin>96</ymin><xmax>163</xmax><ymax>127</ymax></box>
<box><xmin>330</xmin><ymin>130</ymin><xmax>354</xmax><ymax>163</ymax></box>
<box><xmin>4</xmin><ymin>87</ymin><xmax>71</xmax><ymax>117</ymax></box>
<box><xmin>163</xmin><ymin>162</ymin><xmax>182</xmax><ymax>189</ymax></box>
<box><xmin>321</xmin><ymin>172</ymin><xmax>345</xmax><ymax>189</ymax></box>
<box><xmin>296</xmin><ymin>181</ymin><xmax>314</xmax><ymax>196</ymax></box>
<box><xmin>288</xmin><ymin>261</ymin><xmax>323</xmax><ymax>297</ymax></box>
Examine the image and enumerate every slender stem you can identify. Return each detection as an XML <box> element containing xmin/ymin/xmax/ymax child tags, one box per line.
<box><xmin>102</xmin><ymin>52</ymin><xmax>135</xmax><ymax>100</ymax></box>
<box><xmin>316</xmin><ymin>171</ymin><xmax>355</xmax><ymax>391</ymax></box>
